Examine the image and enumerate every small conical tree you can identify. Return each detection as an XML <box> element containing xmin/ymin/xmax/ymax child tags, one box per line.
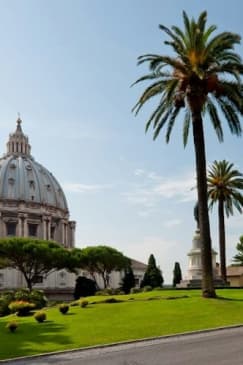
<box><xmin>141</xmin><ymin>254</ymin><xmax>164</xmax><ymax>288</ymax></box>
<box><xmin>172</xmin><ymin>262</ymin><xmax>182</xmax><ymax>287</ymax></box>
<box><xmin>120</xmin><ymin>266</ymin><xmax>136</xmax><ymax>294</ymax></box>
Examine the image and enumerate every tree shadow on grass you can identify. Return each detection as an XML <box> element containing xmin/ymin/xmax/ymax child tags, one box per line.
<box><xmin>215</xmin><ymin>295</ymin><xmax>243</xmax><ymax>302</ymax></box>
<box><xmin>0</xmin><ymin>320</ymin><xmax>72</xmax><ymax>360</ymax></box>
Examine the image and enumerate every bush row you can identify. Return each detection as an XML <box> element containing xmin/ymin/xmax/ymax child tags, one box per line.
<box><xmin>0</xmin><ymin>289</ymin><xmax>47</xmax><ymax>317</ymax></box>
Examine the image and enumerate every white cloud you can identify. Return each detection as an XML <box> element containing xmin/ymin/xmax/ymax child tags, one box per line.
<box><xmin>163</xmin><ymin>219</ymin><xmax>182</xmax><ymax>227</ymax></box>
<box><xmin>123</xmin><ymin>169</ymin><xmax>196</xmax><ymax>210</ymax></box>
<box><xmin>63</xmin><ymin>182</ymin><xmax>112</xmax><ymax>193</ymax></box>
<box><xmin>134</xmin><ymin>168</ymin><xmax>145</xmax><ymax>176</ymax></box>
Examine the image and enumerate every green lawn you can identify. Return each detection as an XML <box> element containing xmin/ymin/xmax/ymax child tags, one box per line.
<box><xmin>1</xmin><ymin>289</ymin><xmax>243</xmax><ymax>360</ymax></box>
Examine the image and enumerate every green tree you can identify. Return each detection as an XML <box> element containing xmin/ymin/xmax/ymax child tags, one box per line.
<box><xmin>233</xmin><ymin>236</ymin><xmax>243</xmax><ymax>265</ymax></box>
<box><xmin>120</xmin><ymin>264</ymin><xmax>136</xmax><ymax>294</ymax></box>
<box><xmin>172</xmin><ymin>262</ymin><xmax>182</xmax><ymax>287</ymax></box>
<box><xmin>0</xmin><ymin>238</ymin><xmax>77</xmax><ymax>290</ymax></box>
<box><xmin>208</xmin><ymin>160</ymin><xmax>243</xmax><ymax>283</ymax></box>
<box><xmin>141</xmin><ymin>254</ymin><xmax>163</xmax><ymax>288</ymax></box>
<box><xmin>79</xmin><ymin>246</ymin><xmax>129</xmax><ymax>288</ymax></box>
<box><xmin>132</xmin><ymin>11</ymin><xmax>243</xmax><ymax>297</ymax></box>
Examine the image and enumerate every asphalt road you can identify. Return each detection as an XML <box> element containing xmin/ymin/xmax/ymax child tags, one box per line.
<box><xmin>3</xmin><ymin>326</ymin><xmax>243</xmax><ymax>365</ymax></box>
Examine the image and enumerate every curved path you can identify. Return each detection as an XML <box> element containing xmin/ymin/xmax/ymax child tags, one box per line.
<box><xmin>3</xmin><ymin>326</ymin><xmax>243</xmax><ymax>365</ymax></box>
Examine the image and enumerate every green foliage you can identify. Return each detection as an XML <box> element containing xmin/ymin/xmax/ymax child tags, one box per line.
<box><xmin>73</xmin><ymin>276</ymin><xmax>97</xmax><ymax>299</ymax></box>
<box><xmin>0</xmin><ymin>290</ymin><xmax>47</xmax><ymax>317</ymax></box>
<box><xmin>80</xmin><ymin>300</ymin><xmax>89</xmax><ymax>308</ymax></box>
<box><xmin>29</xmin><ymin>290</ymin><xmax>48</xmax><ymax>309</ymax></box>
<box><xmin>208</xmin><ymin>160</ymin><xmax>243</xmax><ymax>283</ymax></box>
<box><xmin>172</xmin><ymin>262</ymin><xmax>182</xmax><ymax>287</ymax></box>
<box><xmin>59</xmin><ymin>303</ymin><xmax>69</xmax><ymax>314</ymax></box>
<box><xmin>233</xmin><ymin>236</ymin><xmax>243</xmax><ymax>264</ymax></box>
<box><xmin>14</xmin><ymin>289</ymin><xmax>47</xmax><ymax>309</ymax></box>
<box><xmin>120</xmin><ymin>265</ymin><xmax>136</xmax><ymax>294</ymax></box>
<box><xmin>143</xmin><ymin>285</ymin><xmax>153</xmax><ymax>292</ymax></box>
<box><xmin>78</xmin><ymin>245</ymin><xmax>129</xmax><ymax>288</ymax></box>
<box><xmin>208</xmin><ymin>160</ymin><xmax>243</xmax><ymax>217</ymax></box>
<box><xmin>6</xmin><ymin>321</ymin><xmax>18</xmax><ymax>333</ymax></box>
<box><xmin>141</xmin><ymin>254</ymin><xmax>164</xmax><ymax>289</ymax></box>
<box><xmin>95</xmin><ymin>288</ymin><xmax>124</xmax><ymax>296</ymax></box>
<box><xmin>34</xmin><ymin>310</ymin><xmax>47</xmax><ymax>323</ymax></box>
<box><xmin>8</xmin><ymin>301</ymin><xmax>35</xmax><ymax>316</ymax></box>
<box><xmin>0</xmin><ymin>291</ymin><xmax>15</xmax><ymax>317</ymax></box>
<box><xmin>132</xmin><ymin>11</ymin><xmax>243</xmax><ymax>144</ymax></box>
<box><xmin>0</xmin><ymin>237</ymin><xmax>77</xmax><ymax>290</ymax></box>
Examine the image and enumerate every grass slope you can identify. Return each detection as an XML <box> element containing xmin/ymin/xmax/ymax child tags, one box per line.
<box><xmin>1</xmin><ymin>289</ymin><xmax>243</xmax><ymax>360</ymax></box>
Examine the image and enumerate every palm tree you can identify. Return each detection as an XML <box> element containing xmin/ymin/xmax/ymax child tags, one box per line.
<box><xmin>208</xmin><ymin>160</ymin><xmax>243</xmax><ymax>284</ymax></box>
<box><xmin>132</xmin><ymin>11</ymin><xmax>243</xmax><ymax>298</ymax></box>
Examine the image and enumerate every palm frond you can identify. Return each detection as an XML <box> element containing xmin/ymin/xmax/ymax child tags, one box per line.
<box><xmin>182</xmin><ymin>110</ymin><xmax>191</xmax><ymax>147</ymax></box>
<box><xmin>206</xmin><ymin>97</ymin><xmax>223</xmax><ymax>141</ymax></box>
<box><xmin>165</xmin><ymin>107</ymin><xmax>181</xmax><ymax>143</ymax></box>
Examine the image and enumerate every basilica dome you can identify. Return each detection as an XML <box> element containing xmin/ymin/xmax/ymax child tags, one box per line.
<box><xmin>0</xmin><ymin>119</ymin><xmax>68</xmax><ymax>211</ymax></box>
<box><xmin>0</xmin><ymin>118</ymin><xmax>75</xmax><ymax>248</ymax></box>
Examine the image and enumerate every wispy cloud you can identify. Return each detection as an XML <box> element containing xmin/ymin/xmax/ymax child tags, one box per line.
<box><xmin>163</xmin><ymin>219</ymin><xmax>182</xmax><ymax>227</ymax></box>
<box><xmin>134</xmin><ymin>169</ymin><xmax>145</xmax><ymax>177</ymax></box>
<box><xmin>63</xmin><ymin>182</ymin><xmax>112</xmax><ymax>193</ymax></box>
<box><xmin>123</xmin><ymin>169</ymin><xmax>196</xmax><ymax>210</ymax></box>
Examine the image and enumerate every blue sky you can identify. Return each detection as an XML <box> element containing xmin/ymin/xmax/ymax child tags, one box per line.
<box><xmin>0</xmin><ymin>0</ymin><xmax>243</xmax><ymax>283</ymax></box>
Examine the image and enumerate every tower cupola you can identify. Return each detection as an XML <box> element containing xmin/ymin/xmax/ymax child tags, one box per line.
<box><xmin>6</xmin><ymin>117</ymin><xmax>31</xmax><ymax>156</ymax></box>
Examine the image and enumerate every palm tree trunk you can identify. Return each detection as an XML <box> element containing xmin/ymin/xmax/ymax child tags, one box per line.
<box><xmin>218</xmin><ymin>199</ymin><xmax>227</xmax><ymax>284</ymax></box>
<box><xmin>191</xmin><ymin>111</ymin><xmax>216</xmax><ymax>298</ymax></box>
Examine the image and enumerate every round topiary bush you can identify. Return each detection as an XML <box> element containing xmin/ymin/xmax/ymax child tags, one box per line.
<box><xmin>80</xmin><ymin>300</ymin><xmax>88</xmax><ymax>308</ymax></box>
<box><xmin>59</xmin><ymin>303</ymin><xmax>69</xmax><ymax>314</ymax></box>
<box><xmin>34</xmin><ymin>310</ymin><xmax>47</xmax><ymax>323</ymax></box>
<box><xmin>6</xmin><ymin>321</ymin><xmax>18</xmax><ymax>333</ymax></box>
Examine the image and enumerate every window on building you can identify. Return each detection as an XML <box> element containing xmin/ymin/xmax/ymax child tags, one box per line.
<box><xmin>50</xmin><ymin>226</ymin><xmax>55</xmax><ymax>240</ymax></box>
<box><xmin>6</xmin><ymin>222</ymin><xmax>16</xmax><ymax>236</ymax></box>
<box><xmin>28</xmin><ymin>223</ymin><xmax>38</xmax><ymax>237</ymax></box>
<box><xmin>33</xmin><ymin>275</ymin><xmax>43</xmax><ymax>284</ymax></box>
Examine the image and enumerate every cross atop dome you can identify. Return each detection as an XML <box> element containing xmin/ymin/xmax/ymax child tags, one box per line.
<box><xmin>16</xmin><ymin>114</ymin><xmax>23</xmax><ymax>134</ymax></box>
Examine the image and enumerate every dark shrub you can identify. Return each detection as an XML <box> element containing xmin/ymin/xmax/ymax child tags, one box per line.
<box><xmin>0</xmin><ymin>291</ymin><xmax>15</xmax><ymax>317</ymax></box>
<box><xmin>143</xmin><ymin>285</ymin><xmax>153</xmax><ymax>292</ymax></box>
<box><xmin>6</xmin><ymin>321</ymin><xmax>18</xmax><ymax>332</ymax></box>
<box><xmin>59</xmin><ymin>303</ymin><xmax>69</xmax><ymax>314</ymax></box>
<box><xmin>34</xmin><ymin>310</ymin><xmax>47</xmax><ymax>322</ymax></box>
<box><xmin>103</xmin><ymin>297</ymin><xmax>123</xmax><ymax>304</ymax></box>
<box><xmin>130</xmin><ymin>287</ymin><xmax>141</xmax><ymax>294</ymax></box>
<box><xmin>80</xmin><ymin>300</ymin><xmax>89</xmax><ymax>308</ymax></box>
<box><xmin>74</xmin><ymin>276</ymin><xmax>97</xmax><ymax>299</ymax></box>
<box><xmin>120</xmin><ymin>266</ymin><xmax>135</xmax><ymax>294</ymax></box>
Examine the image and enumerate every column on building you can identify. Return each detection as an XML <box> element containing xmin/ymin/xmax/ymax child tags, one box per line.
<box><xmin>69</xmin><ymin>221</ymin><xmax>76</xmax><ymax>248</ymax></box>
<box><xmin>42</xmin><ymin>216</ymin><xmax>47</xmax><ymax>240</ymax></box>
<box><xmin>17</xmin><ymin>213</ymin><xmax>23</xmax><ymax>236</ymax></box>
<box><xmin>0</xmin><ymin>212</ymin><xmax>4</xmax><ymax>237</ymax></box>
<box><xmin>23</xmin><ymin>214</ymin><xmax>28</xmax><ymax>237</ymax></box>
